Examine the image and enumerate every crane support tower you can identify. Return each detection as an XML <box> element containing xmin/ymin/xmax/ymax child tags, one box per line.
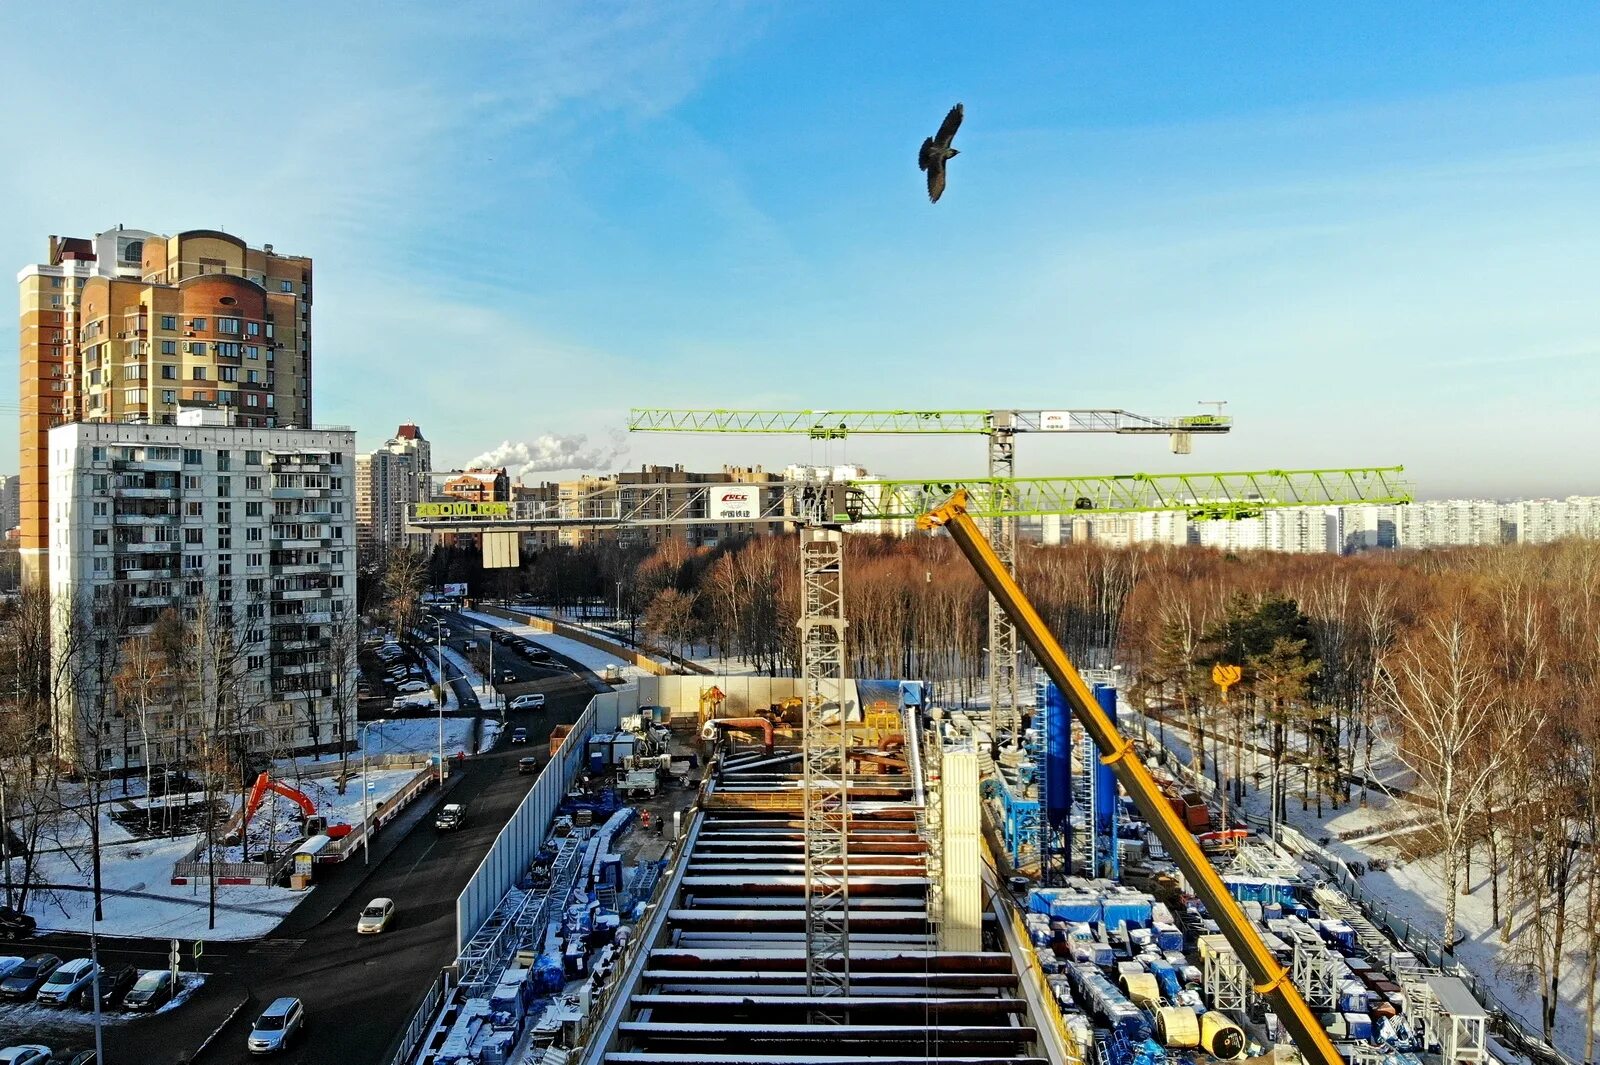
<box><xmin>627</xmin><ymin>406</ymin><xmax>1233</xmax><ymax>744</ymax></box>
<box><xmin>919</xmin><ymin>490</ymin><xmax>1343</xmax><ymax>1065</ymax></box>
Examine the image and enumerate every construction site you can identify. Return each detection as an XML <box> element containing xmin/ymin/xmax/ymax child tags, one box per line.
<box><xmin>391</xmin><ymin>406</ymin><xmax>1568</xmax><ymax>1065</ymax></box>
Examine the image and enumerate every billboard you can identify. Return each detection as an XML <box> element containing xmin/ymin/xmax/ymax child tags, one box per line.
<box><xmin>415</xmin><ymin>501</ymin><xmax>511</xmax><ymax>519</ymax></box>
<box><xmin>1039</xmin><ymin>411</ymin><xmax>1073</xmax><ymax>432</ymax></box>
<box><xmin>709</xmin><ymin>486</ymin><xmax>760</xmax><ymax>521</ymax></box>
<box><xmin>442</xmin><ymin>582</ymin><xmax>469</xmax><ymax>599</ymax></box>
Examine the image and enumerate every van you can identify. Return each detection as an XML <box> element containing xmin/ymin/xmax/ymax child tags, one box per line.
<box><xmin>509</xmin><ymin>693</ymin><xmax>546</xmax><ymax>711</ymax></box>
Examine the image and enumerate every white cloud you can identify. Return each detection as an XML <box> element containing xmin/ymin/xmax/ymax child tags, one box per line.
<box><xmin>467</xmin><ymin>433</ymin><xmax>629</xmax><ymax>480</ymax></box>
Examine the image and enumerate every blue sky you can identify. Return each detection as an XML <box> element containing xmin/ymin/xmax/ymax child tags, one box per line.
<box><xmin>2</xmin><ymin>3</ymin><xmax>1597</xmax><ymax>497</ymax></box>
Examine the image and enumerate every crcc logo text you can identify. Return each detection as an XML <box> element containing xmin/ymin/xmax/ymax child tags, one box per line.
<box><xmin>709</xmin><ymin>490</ymin><xmax>757</xmax><ymax>520</ymax></box>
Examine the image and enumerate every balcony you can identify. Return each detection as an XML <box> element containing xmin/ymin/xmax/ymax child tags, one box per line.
<box><xmin>270</xmin><ymin>486</ymin><xmax>328</xmax><ymax>500</ymax></box>
<box><xmin>276</xmin><ymin>562</ymin><xmax>334</xmax><ymax>577</ymax></box>
<box><xmin>272</xmin><ymin>587</ymin><xmax>331</xmax><ymax>602</ymax></box>
<box><xmin>114</xmin><ymin>539</ymin><xmax>177</xmax><ymax>553</ymax></box>
<box><xmin>113</xmin><ymin>485</ymin><xmax>178</xmax><ymax>499</ymax></box>
<box><xmin>114</xmin><ymin>512</ymin><xmax>177</xmax><ymax>526</ymax></box>
<box><xmin>121</xmin><ymin>567</ymin><xmax>175</xmax><ymax>582</ymax></box>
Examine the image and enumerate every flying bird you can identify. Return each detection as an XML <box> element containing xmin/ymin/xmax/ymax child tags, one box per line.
<box><xmin>918</xmin><ymin>102</ymin><xmax>964</xmax><ymax>203</ymax></box>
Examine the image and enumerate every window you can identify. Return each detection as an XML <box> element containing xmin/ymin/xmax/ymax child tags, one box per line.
<box><xmin>246</xmin><ymin>553</ymin><xmax>264</xmax><ymax>568</ymax></box>
<box><xmin>51</xmin><ymin>277</ymin><xmax>63</xmax><ymax>288</ymax></box>
<box><xmin>160</xmin><ymin>315</ymin><xmax>176</xmax><ymax>330</ymax></box>
<box><xmin>91</xmin><ymin>446</ymin><xmax>106</xmax><ymax>462</ymax></box>
<box><xmin>91</xmin><ymin>474</ymin><xmax>108</xmax><ymax>492</ymax></box>
<box><xmin>189</xmin><ymin>318</ymin><xmax>205</xmax><ymax>330</ymax></box>
<box><xmin>183</xmin><ymin>475</ymin><xmax>202</xmax><ymax>491</ymax></box>
<box><xmin>245</xmin><ymin>476</ymin><xmax>261</xmax><ymax>492</ymax></box>
<box><xmin>244</xmin><ymin>450</ymin><xmax>261</xmax><ymax>465</ymax></box>
<box><xmin>216</xmin><ymin>343</ymin><xmax>240</xmax><ymax>359</ymax></box>
<box><xmin>329</xmin><ymin>452</ymin><xmax>344</xmax><ymax>467</ymax></box>
<box><xmin>219</xmin><ymin>366</ymin><xmax>237</xmax><ymax>383</ymax></box>
<box><xmin>246</xmin><ymin>346</ymin><xmax>260</xmax><ymax>359</ymax></box>
<box><xmin>184</xmin><ymin>528</ymin><xmax>204</xmax><ymax>545</ymax></box>
<box><xmin>92</xmin><ymin>557</ymin><xmax>109</xmax><ymax>574</ymax></box>
<box><xmin>183</xmin><ymin>448</ymin><xmax>201</xmax><ymax>465</ymax></box>
<box><xmin>245</xmin><ymin>394</ymin><xmax>258</xmax><ymax>408</ymax></box>
<box><xmin>266</xmin><ymin>395</ymin><xmax>275</xmax><ymax>409</ymax></box>
<box><xmin>51</xmin><ymin>295</ymin><xmax>62</xmax><ymax>308</ymax></box>
<box><xmin>191</xmin><ymin>367</ymin><xmax>206</xmax><ymax>381</ymax></box>
<box><xmin>246</xmin><ymin>321</ymin><xmax>260</xmax><ymax>336</ymax></box>
<box><xmin>218</xmin><ymin>555</ymin><xmax>232</xmax><ymax>576</ymax></box>
<box><xmin>265</xmin><ymin>322</ymin><xmax>275</xmax><ymax>338</ymax></box>
<box><xmin>217</xmin><ymin>477</ymin><xmax>231</xmax><ymax>497</ymax></box>
<box><xmin>185</xmin><ymin>502</ymin><xmax>203</xmax><ymax>518</ymax></box>
<box><xmin>217</xmin><ymin>500</ymin><xmax>231</xmax><ymax>521</ymax></box>
<box><xmin>183</xmin><ymin>555</ymin><xmax>204</xmax><ymax>572</ymax></box>
<box><xmin>218</xmin><ymin>317</ymin><xmax>240</xmax><ymax>334</ymax></box>
<box><xmin>218</xmin><ymin>390</ymin><xmax>235</xmax><ymax>405</ymax></box>
<box><xmin>216</xmin><ymin>451</ymin><xmax>231</xmax><ymax>472</ymax></box>
<box><xmin>92</xmin><ymin>529</ymin><xmax>109</xmax><ymax>546</ymax></box>
<box><xmin>161</xmin><ymin>389</ymin><xmax>176</xmax><ymax>404</ymax></box>
<box><xmin>92</xmin><ymin>501</ymin><xmax>108</xmax><ymax>517</ymax></box>
<box><xmin>246</xmin><ymin>370</ymin><xmax>260</xmax><ymax>384</ymax></box>
<box><xmin>246</xmin><ymin>527</ymin><xmax>263</xmax><ymax>542</ymax></box>
<box><xmin>160</xmin><ymin>364</ymin><xmax>177</xmax><ymax>379</ymax></box>
<box><xmin>279</xmin><ymin>280</ymin><xmax>293</xmax><ymax>293</ymax></box>
<box><xmin>188</xmin><ymin>342</ymin><xmax>205</xmax><ymax>355</ymax></box>
<box><xmin>161</xmin><ymin>340</ymin><xmax>177</xmax><ymax>356</ymax></box>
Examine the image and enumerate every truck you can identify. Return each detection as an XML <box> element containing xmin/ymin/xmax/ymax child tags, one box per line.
<box><xmin>549</xmin><ymin>723</ymin><xmax>574</xmax><ymax>758</ymax></box>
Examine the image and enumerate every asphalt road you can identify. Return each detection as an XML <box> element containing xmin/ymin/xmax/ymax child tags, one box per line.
<box><xmin>0</xmin><ymin>618</ymin><xmax>599</xmax><ymax>1065</ymax></box>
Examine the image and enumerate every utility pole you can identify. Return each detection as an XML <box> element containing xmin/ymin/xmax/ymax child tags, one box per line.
<box><xmin>435</xmin><ymin>621</ymin><xmax>447</xmax><ymax>783</ymax></box>
<box><xmin>361</xmin><ymin>723</ymin><xmax>371</xmax><ymax>866</ymax></box>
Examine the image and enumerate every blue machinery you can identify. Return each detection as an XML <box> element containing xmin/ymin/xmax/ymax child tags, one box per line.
<box><xmin>994</xmin><ymin>673</ymin><xmax>1121</xmax><ymax>881</ymax></box>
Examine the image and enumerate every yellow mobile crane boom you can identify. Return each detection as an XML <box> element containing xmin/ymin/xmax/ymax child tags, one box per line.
<box><xmin>919</xmin><ymin>491</ymin><xmax>1342</xmax><ymax>1065</ymax></box>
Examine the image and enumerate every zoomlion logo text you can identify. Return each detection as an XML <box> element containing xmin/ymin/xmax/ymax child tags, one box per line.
<box><xmin>415</xmin><ymin>502</ymin><xmax>511</xmax><ymax>519</ymax></box>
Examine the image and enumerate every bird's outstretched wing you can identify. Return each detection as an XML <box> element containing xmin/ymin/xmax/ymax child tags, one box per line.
<box><xmin>935</xmin><ymin>102</ymin><xmax>963</xmax><ymax>148</ymax></box>
<box><xmin>919</xmin><ymin>136</ymin><xmax>936</xmax><ymax>172</ymax></box>
<box><xmin>926</xmin><ymin>158</ymin><xmax>947</xmax><ymax>203</ymax></box>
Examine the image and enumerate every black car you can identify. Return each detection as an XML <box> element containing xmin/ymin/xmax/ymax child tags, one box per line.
<box><xmin>79</xmin><ymin>963</ymin><xmax>137</xmax><ymax>1009</ymax></box>
<box><xmin>0</xmin><ymin>953</ymin><xmax>62</xmax><ymax>999</ymax></box>
<box><xmin>434</xmin><ymin>803</ymin><xmax>466</xmax><ymax>831</ymax></box>
<box><xmin>0</xmin><ymin>906</ymin><xmax>36</xmax><ymax>937</ymax></box>
<box><xmin>122</xmin><ymin>969</ymin><xmax>175</xmax><ymax>1011</ymax></box>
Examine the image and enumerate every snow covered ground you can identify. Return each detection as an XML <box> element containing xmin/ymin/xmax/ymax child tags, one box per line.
<box><xmin>1124</xmin><ymin>703</ymin><xmax>1591</xmax><ymax>1058</ymax></box>
<box><xmin>20</xmin><ymin>756</ymin><xmax>432</xmax><ymax>941</ymax></box>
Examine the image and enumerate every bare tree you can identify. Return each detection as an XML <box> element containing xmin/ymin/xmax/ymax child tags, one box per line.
<box><xmin>1378</xmin><ymin>605</ymin><xmax>1528</xmax><ymax>951</ymax></box>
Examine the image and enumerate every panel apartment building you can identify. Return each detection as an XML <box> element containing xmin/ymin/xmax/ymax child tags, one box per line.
<box><xmin>47</xmin><ymin>408</ymin><xmax>356</xmax><ymax>771</ymax></box>
<box><xmin>19</xmin><ymin>226</ymin><xmax>313</xmax><ymax>581</ymax></box>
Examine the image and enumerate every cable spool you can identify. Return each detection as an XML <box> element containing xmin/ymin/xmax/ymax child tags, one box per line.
<box><xmin>1154</xmin><ymin>1006</ymin><xmax>1199</xmax><ymax>1048</ymax></box>
<box><xmin>1120</xmin><ymin>972</ymin><xmax>1161</xmax><ymax>1010</ymax></box>
<box><xmin>1200</xmin><ymin>1011</ymin><xmax>1247</xmax><ymax>1059</ymax></box>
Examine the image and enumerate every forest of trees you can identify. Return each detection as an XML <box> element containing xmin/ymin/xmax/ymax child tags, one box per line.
<box><xmin>409</xmin><ymin>531</ymin><xmax>1600</xmax><ymax>1047</ymax></box>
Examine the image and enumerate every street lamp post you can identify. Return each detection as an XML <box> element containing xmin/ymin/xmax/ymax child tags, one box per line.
<box><xmin>434</xmin><ymin>621</ymin><xmax>447</xmax><ymax>784</ymax></box>
<box><xmin>360</xmin><ymin>722</ymin><xmax>372</xmax><ymax>866</ymax></box>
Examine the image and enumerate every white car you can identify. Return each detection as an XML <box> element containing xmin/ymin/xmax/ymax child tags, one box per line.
<box><xmin>0</xmin><ymin>1047</ymin><xmax>52</xmax><ymax>1065</ymax></box>
<box><xmin>35</xmin><ymin>957</ymin><xmax>97</xmax><ymax>1006</ymax></box>
<box><xmin>396</xmin><ymin>680</ymin><xmax>429</xmax><ymax>694</ymax></box>
<box><xmin>356</xmin><ymin>898</ymin><xmax>395</xmax><ymax>935</ymax></box>
<box><xmin>509</xmin><ymin>693</ymin><xmax>546</xmax><ymax>710</ymax></box>
<box><xmin>391</xmin><ymin>693</ymin><xmax>436</xmax><ymax>711</ymax></box>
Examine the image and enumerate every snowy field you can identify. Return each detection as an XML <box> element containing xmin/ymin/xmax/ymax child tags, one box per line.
<box><xmin>20</xmin><ymin>755</ymin><xmax>431</xmax><ymax>941</ymax></box>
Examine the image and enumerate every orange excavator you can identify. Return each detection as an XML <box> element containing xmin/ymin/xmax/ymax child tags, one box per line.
<box><xmin>242</xmin><ymin>772</ymin><xmax>321</xmax><ymax>835</ymax></box>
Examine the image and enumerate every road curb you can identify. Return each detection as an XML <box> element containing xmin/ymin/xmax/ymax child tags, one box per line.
<box><xmin>188</xmin><ymin>992</ymin><xmax>251</xmax><ymax>1062</ymax></box>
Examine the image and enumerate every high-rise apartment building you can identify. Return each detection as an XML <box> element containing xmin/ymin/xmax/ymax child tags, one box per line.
<box><xmin>0</xmin><ymin>475</ymin><xmax>18</xmax><ymax>538</ymax></box>
<box><xmin>18</xmin><ymin>226</ymin><xmax>313</xmax><ymax>581</ymax></box>
<box><xmin>47</xmin><ymin>409</ymin><xmax>355</xmax><ymax>770</ymax></box>
<box><xmin>356</xmin><ymin>423</ymin><xmax>432</xmax><ymax>552</ymax></box>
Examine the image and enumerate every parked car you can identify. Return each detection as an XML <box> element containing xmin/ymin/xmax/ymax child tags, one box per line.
<box><xmin>34</xmin><ymin>957</ymin><xmax>96</xmax><ymax>1006</ymax></box>
<box><xmin>522</xmin><ymin>644</ymin><xmax>549</xmax><ymax>659</ymax></box>
<box><xmin>391</xmin><ymin>694</ymin><xmax>435</xmax><ymax>711</ymax></box>
<box><xmin>247</xmin><ymin>996</ymin><xmax>305</xmax><ymax>1054</ymax></box>
<box><xmin>122</xmin><ymin>969</ymin><xmax>175</xmax><ymax>1012</ymax></box>
<box><xmin>0</xmin><ymin>1047</ymin><xmax>52</xmax><ymax>1065</ymax></box>
<box><xmin>434</xmin><ymin>804</ymin><xmax>466</xmax><ymax>832</ymax></box>
<box><xmin>510</xmin><ymin>728</ymin><xmax>528</xmax><ymax>744</ymax></box>
<box><xmin>0</xmin><ymin>907</ymin><xmax>35</xmax><ymax>937</ymax></box>
<box><xmin>509</xmin><ymin>694</ymin><xmax>545</xmax><ymax>711</ymax></box>
<box><xmin>356</xmin><ymin>898</ymin><xmax>395</xmax><ymax>935</ymax></box>
<box><xmin>518</xmin><ymin>756</ymin><xmax>538</xmax><ymax>774</ymax></box>
<box><xmin>0</xmin><ymin>958</ymin><xmax>25</xmax><ymax>981</ymax></box>
<box><xmin>80</xmin><ymin>964</ymin><xmax>137</xmax><ymax>1009</ymax></box>
<box><xmin>0</xmin><ymin>954</ymin><xmax>61</xmax><ymax>1000</ymax></box>
<box><xmin>396</xmin><ymin>680</ymin><xmax>429</xmax><ymax>694</ymax></box>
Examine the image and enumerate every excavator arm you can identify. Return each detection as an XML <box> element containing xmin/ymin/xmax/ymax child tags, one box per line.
<box><xmin>919</xmin><ymin>491</ymin><xmax>1342</xmax><ymax>1065</ymax></box>
<box><xmin>241</xmin><ymin>771</ymin><xmax>319</xmax><ymax>828</ymax></box>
